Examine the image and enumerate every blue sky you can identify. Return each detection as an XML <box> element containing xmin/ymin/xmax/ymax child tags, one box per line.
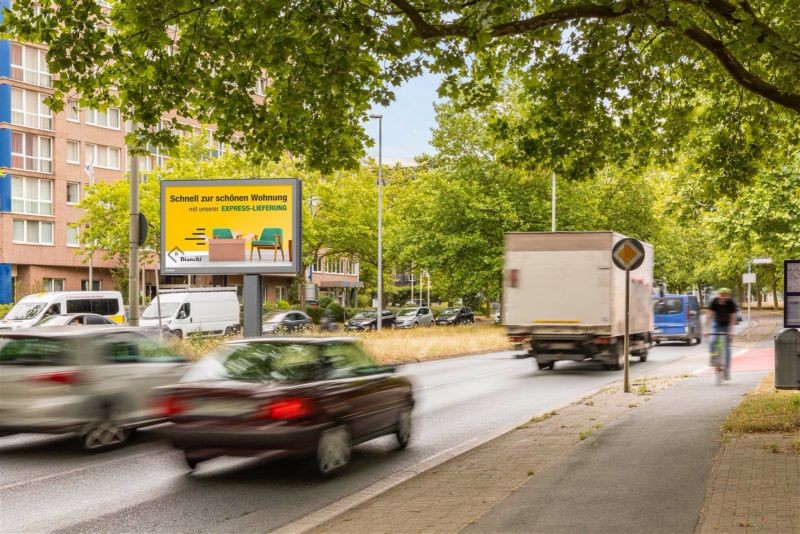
<box><xmin>366</xmin><ymin>72</ymin><xmax>444</xmax><ymax>165</ymax></box>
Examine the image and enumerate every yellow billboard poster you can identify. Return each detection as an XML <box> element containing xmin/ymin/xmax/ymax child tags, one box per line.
<box><xmin>160</xmin><ymin>179</ymin><xmax>301</xmax><ymax>275</ymax></box>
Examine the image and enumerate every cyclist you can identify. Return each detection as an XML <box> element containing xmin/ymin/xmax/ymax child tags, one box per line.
<box><xmin>706</xmin><ymin>288</ymin><xmax>739</xmax><ymax>380</ymax></box>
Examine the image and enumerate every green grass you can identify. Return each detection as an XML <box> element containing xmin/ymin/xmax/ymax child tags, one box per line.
<box><xmin>722</xmin><ymin>374</ymin><xmax>800</xmax><ymax>434</ymax></box>
<box><xmin>519</xmin><ymin>410</ymin><xmax>557</xmax><ymax>428</ymax></box>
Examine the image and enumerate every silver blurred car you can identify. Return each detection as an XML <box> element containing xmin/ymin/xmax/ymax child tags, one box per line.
<box><xmin>0</xmin><ymin>327</ymin><xmax>188</xmax><ymax>450</ymax></box>
<box><xmin>394</xmin><ymin>307</ymin><xmax>434</xmax><ymax>328</ymax></box>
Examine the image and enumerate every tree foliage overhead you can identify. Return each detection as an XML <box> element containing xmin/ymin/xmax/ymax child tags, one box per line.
<box><xmin>4</xmin><ymin>0</ymin><xmax>799</xmax><ymax>173</ymax></box>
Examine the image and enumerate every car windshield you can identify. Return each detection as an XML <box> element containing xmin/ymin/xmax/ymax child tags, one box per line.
<box><xmin>141</xmin><ymin>300</ymin><xmax>181</xmax><ymax>319</ymax></box>
<box><xmin>263</xmin><ymin>312</ymin><xmax>289</xmax><ymax>324</ymax></box>
<box><xmin>184</xmin><ymin>342</ymin><xmax>323</xmax><ymax>382</ymax></box>
<box><xmin>4</xmin><ymin>302</ymin><xmax>46</xmax><ymax>321</ymax></box>
<box><xmin>35</xmin><ymin>315</ymin><xmax>74</xmax><ymax>327</ymax></box>
<box><xmin>654</xmin><ymin>298</ymin><xmax>683</xmax><ymax>315</ymax></box>
<box><xmin>353</xmin><ymin>312</ymin><xmax>376</xmax><ymax>320</ymax></box>
<box><xmin>397</xmin><ymin>308</ymin><xmax>418</xmax><ymax>317</ymax></box>
<box><xmin>440</xmin><ymin>308</ymin><xmax>459</xmax><ymax>317</ymax></box>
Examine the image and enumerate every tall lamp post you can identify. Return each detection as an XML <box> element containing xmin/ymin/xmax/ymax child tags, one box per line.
<box><xmin>369</xmin><ymin>114</ymin><xmax>384</xmax><ymax>330</ymax></box>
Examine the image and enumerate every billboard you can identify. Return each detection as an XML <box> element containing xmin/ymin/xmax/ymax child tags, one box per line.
<box><xmin>160</xmin><ymin>178</ymin><xmax>301</xmax><ymax>275</ymax></box>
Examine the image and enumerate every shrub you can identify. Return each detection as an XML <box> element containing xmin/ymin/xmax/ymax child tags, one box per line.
<box><xmin>0</xmin><ymin>303</ymin><xmax>12</xmax><ymax>320</ymax></box>
<box><xmin>263</xmin><ymin>302</ymin><xmax>276</xmax><ymax>314</ymax></box>
<box><xmin>326</xmin><ymin>301</ymin><xmax>345</xmax><ymax>321</ymax></box>
<box><xmin>318</xmin><ymin>296</ymin><xmax>334</xmax><ymax>309</ymax></box>
<box><xmin>275</xmin><ymin>299</ymin><xmax>291</xmax><ymax>310</ymax></box>
<box><xmin>305</xmin><ymin>306</ymin><xmax>323</xmax><ymax>324</ymax></box>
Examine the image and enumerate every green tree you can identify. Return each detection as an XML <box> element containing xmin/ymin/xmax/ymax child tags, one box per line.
<box><xmin>5</xmin><ymin>0</ymin><xmax>799</xmax><ymax>173</ymax></box>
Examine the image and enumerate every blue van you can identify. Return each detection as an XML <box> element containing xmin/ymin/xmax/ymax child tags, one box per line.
<box><xmin>653</xmin><ymin>294</ymin><xmax>703</xmax><ymax>345</ymax></box>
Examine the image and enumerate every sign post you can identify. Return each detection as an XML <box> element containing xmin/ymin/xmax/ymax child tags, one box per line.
<box><xmin>612</xmin><ymin>238</ymin><xmax>646</xmax><ymax>393</ymax></box>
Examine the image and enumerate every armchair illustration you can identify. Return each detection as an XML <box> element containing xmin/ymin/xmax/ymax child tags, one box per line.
<box><xmin>212</xmin><ymin>228</ymin><xmax>241</xmax><ymax>239</ymax></box>
<box><xmin>250</xmin><ymin>228</ymin><xmax>285</xmax><ymax>261</ymax></box>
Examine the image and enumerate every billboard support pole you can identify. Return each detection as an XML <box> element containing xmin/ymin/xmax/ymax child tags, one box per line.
<box><xmin>243</xmin><ymin>274</ymin><xmax>262</xmax><ymax>338</ymax></box>
<box><xmin>128</xmin><ymin>155</ymin><xmax>140</xmax><ymax>326</ymax></box>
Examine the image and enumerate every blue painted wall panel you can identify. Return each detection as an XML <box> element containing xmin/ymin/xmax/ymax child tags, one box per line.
<box><xmin>0</xmin><ymin>128</ymin><xmax>10</xmax><ymax>169</ymax></box>
<box><xmin>0</xmin><ymin>263</ymin><xmax>11</xmax><ymax>304</ymax></box>
<box><xmin>0</xmin><ymin>41</ymin><xmax>9</xmax><ymax>79</ymax></box>
<box><xmin>0</xmin><ymin>84</ymin><xmax>10</xmax><ymax>123</ymax></box>
<box><xmin>0</xmin><ymin>173</ymin><xmax>10</xmax><ymax>212</ymax></box>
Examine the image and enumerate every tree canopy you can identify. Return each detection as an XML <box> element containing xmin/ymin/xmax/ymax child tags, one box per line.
<box><xmin>4</xmin><ymin>0</ymin><xmax>799</xmax><ymax>173</ymax></box>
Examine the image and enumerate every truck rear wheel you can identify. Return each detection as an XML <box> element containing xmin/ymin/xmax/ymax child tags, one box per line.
<box><xmin>537</xmin><ymin>361</ymin><xmax>555</xmax><ymax>370</ymax></box>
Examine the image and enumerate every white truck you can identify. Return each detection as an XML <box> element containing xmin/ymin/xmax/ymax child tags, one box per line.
<box><xmin>503</xmin><ymin>232</ymin><xmax>654</xmax><ymax>370</ymax></box>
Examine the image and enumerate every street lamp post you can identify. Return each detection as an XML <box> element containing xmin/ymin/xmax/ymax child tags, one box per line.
<box><xmin>369</xmin><ymin>114</ymin><xmax>383</xmax><ymax>331</ymax></box>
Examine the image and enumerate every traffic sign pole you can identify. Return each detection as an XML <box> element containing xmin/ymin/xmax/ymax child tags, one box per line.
<box><xmin>624</xmin><ymin>267</ymin><xmax>630</xmax><ymax>393</ymax></box>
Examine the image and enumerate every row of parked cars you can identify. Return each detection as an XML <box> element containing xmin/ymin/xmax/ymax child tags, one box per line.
<box><xmin>0</xmin><ymin>326</ymin><xmax>415</xmax><ymax>475</ymax></box>
<box><xmin>260</xmin><ymin>306</ymin><xmax>477</xmax><ymax>335</ymax></box>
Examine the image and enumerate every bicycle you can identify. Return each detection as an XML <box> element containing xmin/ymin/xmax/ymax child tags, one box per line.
<box><xmin>707</xmin><ymin>332</ymin><xmax>728</xmax><ymax>385</ymax></box>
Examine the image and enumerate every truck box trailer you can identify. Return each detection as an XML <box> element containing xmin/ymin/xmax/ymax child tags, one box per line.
<box><xmin>503</xmin><ymin>232</ymin><xmax>654</xmax><ymax>370</ymax></box>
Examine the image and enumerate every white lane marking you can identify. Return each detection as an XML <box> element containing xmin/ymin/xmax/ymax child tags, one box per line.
<box><xmin>0</xmin><ymin>448</ymin><xmax>173</xmax><ymax>491</ymax></box>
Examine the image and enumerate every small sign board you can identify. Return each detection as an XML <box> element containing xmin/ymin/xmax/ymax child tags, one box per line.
<box><xmin>742</xmin><ymin>273</ymin><xmax>757</xmax><ymax>284</ymax></box>
<box><xmin>785</xmin><ymin>260</ymin><xmax>800</xmax><ymax>328</ymax></box>
<box><xmin>612</xmin><ymin>238</ymin><xmax>646</xmax><ymax>271</ymax></box>
<box><xmin>753</xmin><ymin>257</ymin><xmax>772</xmax><ymax>265</ymax></box>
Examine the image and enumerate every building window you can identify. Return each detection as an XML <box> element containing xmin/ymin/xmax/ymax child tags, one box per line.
<box><xmin>206</xmin><ymin>129</ymin><xmax>225</xmax><ymax>158</ymax></box>
<box><xmin>346</xmin><ymin>260</ymin><xmax>359</xmax><ymax>276</ymax></box>
<box><xmin>254</xmin><ymin>77</ymin><xmax>268</xmax><ymax>96</ymax></box>
<box><xmin>86</xmin><ymin>107</ymin><xmax>121</xmax><ymax>129</ymax></box>
<box><xmin>11</xmin><ymin>132</ymin><xmax>53</xmax><ymax>173</ymax></box>
<box><xmin>276</xmin><ymin>286</ymin><xmax>288</xmax><ymax>302</ymax></box>
<box><xmin>86</xmin><ymin>144</ymin><xmax>121</xmax><ymax>170</ymax></box>
<box><xmin>325</xmin><ymin>258</ymin><xmax>345</xmax><ymax>274</ymax></box>
<box><xmin>66</xmin><ymin>140</ymin><xmax>80</xmax><ymax>164</ymax></box>
<box><xmin>66</xmin><ymin>182</ymin><xmax>80</xmax><ymax>205</ymax></box>
<box><xmin>67</xmin><ymin>99</ymin><xmax>80</xmax><ymax>122</ymax></box>
<box><xmin>13</xmin><ymin>219</ymin><xmax>54</xmax><ymax>244</ymax></box>
<box><xmin>10</xmin><ymin>43</ymin><xmax>51</xmax><ymax>88</ymax></box>
<box><xmin>66</xmin><ymin>224</ymin><xmax>80</xmax><ymax>247</ymax></box>
<box><xmin>11</xmin><ymin>88</ymin><xmax>52</xmax><ymax>130</ymax></box>
<box><xmin>11</xmin><ymin>176</ymin><xmax>53</xmax><ymax>215</ymax></box>
<box><xmin>81</xmin><ymin>280</ymin><xmax>102</xmax><ymax>291</ymax></box>
<box><xmin>44</xmin><ymin>278</ymin><xmax>65</xmax><ymax>292</ymax></box>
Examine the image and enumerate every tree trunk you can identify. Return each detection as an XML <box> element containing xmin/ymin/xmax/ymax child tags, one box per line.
<box><xmin>756</xmin><ymin>282</ymin><xmax>762</xmax><ymax>310</ymax></box>
<box><xmin>771</xmin><ymin>267</ymin><xmax>779</xmax><ymax>310</ymax></box>
<box><xmin>697</xmin><ymin>283</ymin><xmax>704</xmax><ymax>306</ymax></box>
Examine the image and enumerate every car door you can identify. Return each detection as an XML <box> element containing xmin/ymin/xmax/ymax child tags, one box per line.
<box><xmin>93</xmin><ymin>332</ymin><xmax>188</xmax><ymax>423</ymax></box>
<box><xmin>321</xmin><ymin>342</ymin><xmax>400</xmax><ymax>438</ymax></box>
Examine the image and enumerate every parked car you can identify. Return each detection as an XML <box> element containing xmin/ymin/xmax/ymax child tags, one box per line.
<box><xmin>395</xmin><ymin>307</ymin><xmax>434</xmax><ymax>328</ymax></box>
<box><xmin>35</xmin><ymin>313</ymin><xmax>117</xmax><ymax>327</ymax></box>
<box><xmin>139</xmin><ymin>288</ymin><xmax>240</xmax><ymax>338</ymax></box>
<box><xmin>653</xmin><ymin>294</ymin><xmax>702</xmax><ymax>345</ymax></box>
<box><xmin>344</xmin><ymin>310</ymin><xmax>396</xmax><ymax>331</ymax></box>
<box><xmin>156</xmin><ymin>337</ymin><xmax>414</xmax><ymax>474</ymax></box>
<box><xmin>262</xmin><ymin>311</ymin><xmax>313</xmax><ymax>335</ymax></box>
<box><xmin>435</xmin><ymin>307</ymin><xmax>475</xmax><ymax>326</ymax></box>
<box><xmin>0</xmin><ymin>327</ymin><xmax>188</xmax><ymax>450</ymax></box>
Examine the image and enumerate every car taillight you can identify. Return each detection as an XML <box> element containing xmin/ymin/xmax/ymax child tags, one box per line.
<box><xmin>161</xmin><ymin>395</ymin><xmax>188</xmax><ymax>417</ymax></box>
<box><xmin>259</xmin><ymin>398</ymin><xmax>315</xmax><ymax>420</ymax></box>
<box><xmin>32</xmin><ymin>370</ymin><xmax>82</xmax><ymax>384</ymax></box>
<box><xmin>593</xmin><ymin>336</ymin><xmax>612</xmax><ymax>345</ymax></box>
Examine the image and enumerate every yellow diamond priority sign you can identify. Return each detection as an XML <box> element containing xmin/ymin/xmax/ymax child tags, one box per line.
<box><xmin>612</xmin><ymin>238</ymin><xmax>646</xmax><ymax>271</ymax></box>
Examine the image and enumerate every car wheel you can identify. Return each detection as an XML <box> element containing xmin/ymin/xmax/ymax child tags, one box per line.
<box><xmin>655</xmin><ymin>340</ymin><xmax>661</xmax><ymax>345</ymax></box>
<box><xmin>537</xmin><ymin>361</ymin><xmax>555</xmax><ymax>370</ymax></box>
<box><xmin>224</xmin><ymin>326</ymin><xmax>234</xmax><ymax>336</ymax></box>
<box><xmin>413</xmin><ymin>321</ymin><xmax>419</xmax><ymax>328</ymax></box>
<box><xmin>171</xmin><ymin>329</ymin><xmax>183</xmax><ymax>339</ymax></box>
<box><xmin>396</xmin><ymin>408</ymin><xmax>412</xmax><ymax>449</ymax></box>
<box><xmin>79</xmin><ymin>411</ymin><xmax>130</xmax><ymax>452</ymax></box>
<box><xmin>316</xmin><ymin>426</ymin><xmax>351</xmax><ymax>476</ymax></box>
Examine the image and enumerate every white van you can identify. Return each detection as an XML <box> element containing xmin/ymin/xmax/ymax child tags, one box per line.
<box><xmin>0</xmin><ymin>291</ymin><xmax>126</xmax><ymax>330</ymax></box>
<box><xmin>139</xmin><ymin>288</ymin><xmax>240</xmax><ymax>338</ymax></box>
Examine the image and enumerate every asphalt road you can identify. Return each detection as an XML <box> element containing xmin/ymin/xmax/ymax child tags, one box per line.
<box><xmin>0</xmin><ymin>340</ymin><xmax>721</xmax><ymax>533</ymax></box>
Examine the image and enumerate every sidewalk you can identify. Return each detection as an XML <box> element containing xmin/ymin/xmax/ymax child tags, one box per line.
<box><xmin>306</xmin><ymin>341</ymin><xmax>791</xmax><ymax>533</ymax></box>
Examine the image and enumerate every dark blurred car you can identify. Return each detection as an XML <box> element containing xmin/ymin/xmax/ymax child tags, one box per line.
<box><xmin>435</xmin><ymin>307</ymin><xmax>475</xmax><ymax>326</ymax></box>
<box><xmin>344</xmin><ymin>310</ymin><xmax>396</xmax><ymax>331</ymax></box>
<box><xmin>35</xmin><ymin>313</ymin><xmax>117</xmax><ymax>327</ymax></box>
<box><xmin>156</xmin><ymin>337</ymin><xmax>414</xmax><ymax>474</ymax></box>
<box><xmin>0</xmin><ymin>327</ymin><xmax>187</xmax><ymax>450</ymax></box>
<box><xmin>262</xmin><ymin>311</ymin><xmax>313</xmax><ymax>335</ymax></box>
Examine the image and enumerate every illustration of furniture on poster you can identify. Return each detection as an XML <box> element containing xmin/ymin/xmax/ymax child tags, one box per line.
<box><xmin>207</xmin><ymin>228</ymin><xmax>248</xmax><ymax>261</ymax></box>
<box><xmin>250</xmin><ymin>228</ymin><xmax>286</xmax><ymax>261</ymax></box>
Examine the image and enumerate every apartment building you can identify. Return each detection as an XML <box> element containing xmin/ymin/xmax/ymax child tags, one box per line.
<box><xmin>309</xmin><ymin>254</ymin><xmax>362</xmax><ymax>307</ymax></box>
